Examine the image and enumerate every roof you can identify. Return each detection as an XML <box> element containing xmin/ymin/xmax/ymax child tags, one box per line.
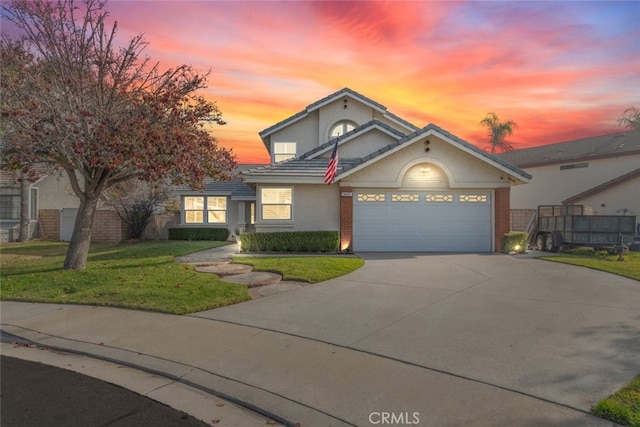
<box><xmin>498</xmin><ymin>129</ymin><xmax>640</xmax><ymax>168</ymax></box>
<box><xmin>562</xmin><ymin>168</ymin><xmax>640</xmax><ymax>205</ymax></box>
<box><xmin>258</xmin><ymin>88</ymin><xmax>419</xmax><ymax>148</ymax></box>
<box><xmin>243</xmin><ymin>123</ymin><xmax>531</xmax><ymax>184</ymax></box>
<box><xmin>173</xmin><ymin>180</ymin><xmax>255</xmax><ymax>200</ymax></box>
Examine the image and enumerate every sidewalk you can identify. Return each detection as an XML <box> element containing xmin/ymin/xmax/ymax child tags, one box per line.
<box><xmin>0</xmin><ymin>300</ymin><xmax>611</xmax><ymax>427</ymax></box>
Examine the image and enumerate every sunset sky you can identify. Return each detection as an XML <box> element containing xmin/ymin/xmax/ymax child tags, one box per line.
<box><xmin>7</xmin><ymin>1</ymin><xmax>640</xmax><ymax>163</ymax></box>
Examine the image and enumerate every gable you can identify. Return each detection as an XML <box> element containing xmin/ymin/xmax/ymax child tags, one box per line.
<box><xmin>342</xmin><ymin>133</ymin><xmax>521</xmax><ymax>188</ymax></box>
<box><xmin>260</xmin><ymin>87</ymin><xmax>419</xmax><ymax>156</ymax></box>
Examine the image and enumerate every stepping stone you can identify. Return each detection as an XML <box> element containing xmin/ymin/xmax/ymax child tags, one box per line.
<box><xmin>223</xmin><ymin>271</ymin><xmax>282</xmax><ymax>287</ymax></box>
<box><xmin>195</xmin><ymin>263</ymin><xmax>252</xmax><ymax>276</ymax></box>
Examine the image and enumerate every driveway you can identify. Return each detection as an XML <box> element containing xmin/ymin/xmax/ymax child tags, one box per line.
<box><xmin>193</xmin><ymin>252</ymin><xmax>640</xmax><ymax>414</ymax></box>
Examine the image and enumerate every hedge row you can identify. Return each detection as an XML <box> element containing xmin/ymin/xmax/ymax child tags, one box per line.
<box><xmin>168</xmin><ymin>228</ymin><xmax>229</xmax><ymax>241</ymax></box>
<box><xmin>239</xmin><ymin>231</ymin><xmax>340</xmax><ymax>253</ymax></box>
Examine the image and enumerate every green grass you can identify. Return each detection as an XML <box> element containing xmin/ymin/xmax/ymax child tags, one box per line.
<box><xmin>1</xmin><ymin>240</ymin><xmax>251</xmax><ymax>314</ymax></box>
<box><xmin>540</xmin><ymin>250</ymin><xmax>639</xmax><ymax>424</ymax></box>
<box><xmin>233</xmin><ymin>256</ymin><xmax>364</xmax><ymax>283</ymax></box>
<box><xmin>540</xmin><ymin>250</ymin><xmax>640</xmax><ymax>281</ymax></box>
<box><xmin>593</xmin><ymin>375</ymin><xmax>640</xmax><ymax>426</ymax></box>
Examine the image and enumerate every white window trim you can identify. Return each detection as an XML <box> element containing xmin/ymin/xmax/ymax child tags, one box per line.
<box><xmin>259</xmin><ymin>187</ymin><xmax>294</xmax><ymax>222</ymax></box>
<box><xmin>329</xmin><ymin>120</ymin><xmax>357</xmax><ymax>140</ymax></box>
<box><xmin>272</xmin><ymin>142</ymin><xmax>297</xmax><ymax>163</ymax></box>
<box><xmin>182</xmin><ymin>196</ymin><xmax>228</xmax><ymax>225</ymax></box>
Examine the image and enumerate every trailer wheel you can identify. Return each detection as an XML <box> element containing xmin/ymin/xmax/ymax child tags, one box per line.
<box><xmin>545</xmin><ymin>233</ymin><xmax>557</xmax><ymax>252</ymax></box>
<box><xmin>536</xmin><ymin>234</ymin><xmax>545</xmax><ymax>251</ymax></box>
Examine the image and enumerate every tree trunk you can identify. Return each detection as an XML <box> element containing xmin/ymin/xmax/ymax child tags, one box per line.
<box><xmin>16</xmin><ymin>169</ymin><xmax>30</xmax><ymax>242</ymax></box>
<box><xmin>63</xmin><ymin>195</ymin><xmax>99</xmax><ymax>270</ymax></box>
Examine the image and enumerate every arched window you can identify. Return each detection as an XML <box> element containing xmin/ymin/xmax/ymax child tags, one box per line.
<box><xmin>329</xmin><ymin>120</ymin><xmax>357</xmax><ymax>139</ymax></box>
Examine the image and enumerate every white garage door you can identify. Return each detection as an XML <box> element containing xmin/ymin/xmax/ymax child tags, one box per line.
<box><xmin>353</xmin><ymin>191</ymin><xmax>492</xmax><ymax>252</ymax></box>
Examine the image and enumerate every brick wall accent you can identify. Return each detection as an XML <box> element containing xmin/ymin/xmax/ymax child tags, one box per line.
<box><xmin>38</xmin><ymin>209</ymin><xmax>60</xmax><ymax>240</ymax></box>
<box><xmin>340</xmin><ymin>187</ymin><xmax>353</xmax><ymax>251</ymax></box>
<box><xmin>92</xmin><ymin>209</ymin><xmax>130</xmax><ymax>243</ymax></box>
<box><xmin>511</xmin><ymin>209</ymin><xmax>536</xmax><ymax>232</ymax></box>
<box><xmin>494</xmin><ymin>187</ymin><xmax>511</xmax><ymax>252</ymax></box>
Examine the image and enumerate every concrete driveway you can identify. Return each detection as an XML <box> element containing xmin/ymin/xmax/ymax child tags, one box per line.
<box><xmin>194</xmin><ymin>252</ymin><xmax>640</xmax><ymax>416</ymax></box>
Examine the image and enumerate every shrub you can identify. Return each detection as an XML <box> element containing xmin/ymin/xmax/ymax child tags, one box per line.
<box><xmin>168</xmin><ymin>227</ymin><xmax>229</xmax><ymax>241</ymax></box>
<box><xmin>239</xmin><ymin>231</ymin><xmax>339</xmax><ymax>253</ymax></box>
<box><xmin>503</xmin><ymin>231</ymin><xmax>528</xmax><ymax>253</ymax></box>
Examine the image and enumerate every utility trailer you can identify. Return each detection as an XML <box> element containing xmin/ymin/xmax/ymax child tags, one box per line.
<box><xmin>534</xmin><ymin>205</ymin><xmax>637</xmax><ymax>252</ymax></box>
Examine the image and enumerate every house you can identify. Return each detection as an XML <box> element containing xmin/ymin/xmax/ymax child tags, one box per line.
<box><xmin>239</xmin><ymin>88</ymin><xmax>531</xmax><ymax>252</ymax></box>
<box><xmin>498</xmin><ymin>129</ymin><xmax>640</xmax><ymax>233</ymax></box>
<box><xmin>0</xmin><ymin>168</ymin><xmax>80</xmax><ymax>242</ymax></box>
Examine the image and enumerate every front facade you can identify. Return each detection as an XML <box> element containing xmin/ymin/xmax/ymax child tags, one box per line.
<box><xmin>243</xmin><ymin>88</ymin><xmax>530</xmax><ymax>252</ymax></box>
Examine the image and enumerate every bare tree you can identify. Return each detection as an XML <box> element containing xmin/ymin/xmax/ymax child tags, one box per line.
<box><xmin>1</xmin><ymin>0</ymin><xmax>235</xmax><ymax>269</ymax></box>
<box><xmin>617</xmin><ymin>106</ymin><xmax>640</xmax><ymax>130</ymax></box>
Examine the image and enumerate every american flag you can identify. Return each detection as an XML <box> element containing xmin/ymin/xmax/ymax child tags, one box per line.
<box><xmin>324</xmin><ymin>139</ymin><xmax>339</xmax><ymax>185</ymax></box>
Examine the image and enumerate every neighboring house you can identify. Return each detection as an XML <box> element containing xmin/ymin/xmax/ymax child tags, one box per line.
<box><xmin>498</xmin><ymin>130</ymin><xmax>640</xmax><ymax>232</ymax></box>
<box><xmin>0</xmin><ymin>169</ymin><xmax>80</xmax><ymax>242</ymax></box>
<box><xmin>241</xmin><ymin>88</ymin><xmax>531</xmax><ymax>252</ymax></box>
<box><xmin>173</xmin><ymin>172</ymin><xmax>257</xmax><ymax>239</ymax></box>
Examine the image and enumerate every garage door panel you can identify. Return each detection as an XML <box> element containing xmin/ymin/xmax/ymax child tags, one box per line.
<box><xmin>354</xmin><ymin>191</ymin><xmax>492</xmax><ymax>252</ymax></box>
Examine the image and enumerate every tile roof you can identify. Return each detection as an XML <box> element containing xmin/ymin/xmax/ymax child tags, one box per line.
<box><xmin>498</xmin><ymin>129</ymin><xmax>640</xmax><ymax>167</ymax></box>
<box><xmin>173</xmin><ymin>180</ymin><xmax>255</xmax><ymax>200</ymax></box>
<box><xmin>242</xmin><ymin>158</ymin><xmax>363</xmax><ymax>179</ymax></box>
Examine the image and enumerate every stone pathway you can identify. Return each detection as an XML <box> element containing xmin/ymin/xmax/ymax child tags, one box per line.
<box><xmin>176</xmin><ymin>245</ymin><xmax>309</xmax><ymax>298</ymax></box>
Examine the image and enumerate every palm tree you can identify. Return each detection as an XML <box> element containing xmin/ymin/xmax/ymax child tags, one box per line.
<box><xmin>479</xmin><ymin>112</ymin><xmax>516</xmax><ymax>154</ymax></box>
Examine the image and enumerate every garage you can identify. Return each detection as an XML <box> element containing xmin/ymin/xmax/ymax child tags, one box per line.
<box><xmin>353</xmin><ymin>190</ymin><xmax>492</xmax><ymax>252</ymax></box>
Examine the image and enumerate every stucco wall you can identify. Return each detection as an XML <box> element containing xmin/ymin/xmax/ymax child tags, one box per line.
<box><xmin>510</xmin><ymin>155</ymin><xmax>640</xmax><ymax>215</ymax></box>
<box><xmin>255</xmin><ymin>184</ymin><xmax>340</xmax><ymax>232</ymax></box>
<box><xmin>569</xmin><ymin>177</ymin><xmax>640</xmax><ymax>216</ymax></box>
<box><xmin>34</xmin><ymin>173</ymin><xmax>80</xmax><ymax>210</ymax></box>
<box><xmin>343</xmin><ymin>136</ymin><xmax>510</xmax><ymax>189</ymax></box>
<box><xmin>270</xmin><ymin>111</ymin><xmax>320</xmax><ymax>160</ymax></box>
<box><xmin>325</xmin><ymin>129</ymin><xmax>398</xmax><ymax>159</ymax></box>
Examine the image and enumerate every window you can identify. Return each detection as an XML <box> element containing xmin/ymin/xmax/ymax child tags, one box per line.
<box><xmin>426</xmin><ymin>194</ymin><xmax>453</xmax><ymax>203</ymax></box>
<box><xmin>391</xmin><ymin>194</ymin><xmax>419</xmax><ymax>202</ymax></box>
<box><xmin>0</xmin><ymin>188</ymin><xmax>20</xmax><ymax>220</ymax></box>
<box><xmin>273</xmin><ymin>142</ymin><xmax>296</xmax><ymax>163</ymax></box>
<box><xmin>330</xmin><ymin>120</ymin><xmax>356</xmax><ymax>138</ymax></box>
<box><xmin>261</xmin><ymin>188</ymin><xmax>292</xmax><ymax>220</ymax></box>
<box><xmin>30</xmin><ymin>188</ymin><xmax>38</xmax><ymax>220</ymax></box>
<box><xmin>459</xmin><ymin>194</ymin><xmax>488</xmax><ymax>203</ymax></box>
<box><xmin>357</xmin><ymin>193</ymin><xmax>385</xmax><ymax>202</ymax></box>
<box><xmin>183</xmin><ymin>196</ymin><xmax>227</xmax><ymax>224</ymax></box>
<box><xmin>207</xmin><ymin>197</ymin><xmax>227</xmax><ymax>223</ymax></box>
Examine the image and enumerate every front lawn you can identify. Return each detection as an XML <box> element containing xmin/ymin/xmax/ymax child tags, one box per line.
<box><xmin>233</xmin><ymin>256</ymin><xmax>364</xmax><ymax>283</ymax></box>
<box><xmin>540</xmin><ymin>250</ymin><xmax>640</xmax><ymax>281</ymax></box>
<box><xmin>0</xmin><ymin>240</ymin><xmax>250</xmax><ymax>314</ymax></box>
